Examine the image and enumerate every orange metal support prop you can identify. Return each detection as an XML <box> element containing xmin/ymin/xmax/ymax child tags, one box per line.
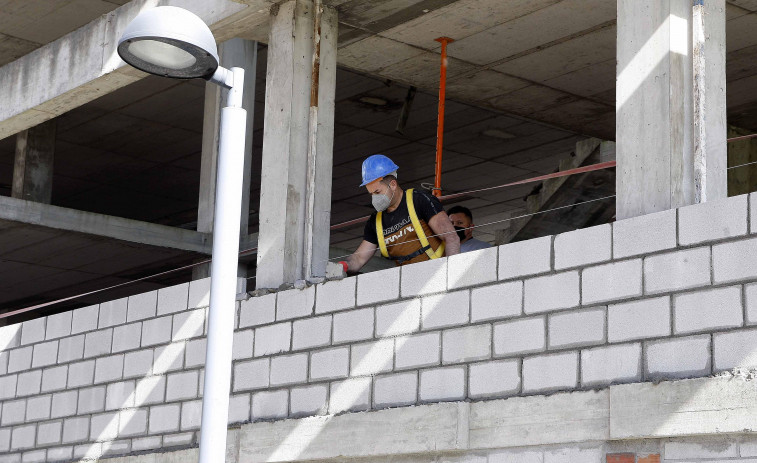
<box><xmin>433</xmin><ymin>37</ymin><xmax>454</xmax><ymax>197</ymax></box>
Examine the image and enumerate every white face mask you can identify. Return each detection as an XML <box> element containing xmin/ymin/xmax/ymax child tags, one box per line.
<box><xmin>372</xmin><ymin>186</ymin><xmax>395</xmax><ymax>212</ymax></box>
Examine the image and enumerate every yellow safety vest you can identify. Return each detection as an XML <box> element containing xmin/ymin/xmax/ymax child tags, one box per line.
<box><xmin>375</xmin><ymin>188</ymin><xmax>445</xmax><ymax>261</ymax></box>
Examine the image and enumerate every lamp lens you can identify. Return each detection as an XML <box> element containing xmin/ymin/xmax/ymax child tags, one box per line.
<box><xmin>128</xmin><ymin>39</ymin><xmax>197</xmax><ymax>70</ymax></box>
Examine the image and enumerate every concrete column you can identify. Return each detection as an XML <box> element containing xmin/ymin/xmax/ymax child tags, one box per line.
<box><xmin>616</xmin><ymin>0</ymin><xmax>727</xmax><ymax>220</ymax></box>
<box><xmin>12</xmin><ymin>119</ymin><xmax>56</xmax><ymax>203</ymax></box>
<box><xmin>256</xmin><ymin>0</ymin><xmax>337</xmax><ymax>289</ymax></box>
<box><xmin>194</xmin><ymin>39</ymin><xmax>258</xmax><ymax>281</ymax></box>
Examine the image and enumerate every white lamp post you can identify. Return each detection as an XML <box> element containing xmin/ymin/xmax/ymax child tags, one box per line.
<box><xmin>118</xmin><ymin>7</ymin><xmax>246</xmax><ymax>463</ymax></box>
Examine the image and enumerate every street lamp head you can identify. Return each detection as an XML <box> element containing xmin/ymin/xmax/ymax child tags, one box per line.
<box><xmin>117</xmin><ymin>6</ymin><xmax>220</xmax><ymax>79</ymax></box>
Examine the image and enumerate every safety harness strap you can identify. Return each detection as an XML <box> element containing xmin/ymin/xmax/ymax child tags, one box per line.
<box><xmin>376</xmin><ymin>211</ymin><xmax>389</xmax><ymax>258</ymax></box>
<box><xmin>376</xmin><ymin>188</ymin><xmax>444</xmax><ymax>262</ymax></box>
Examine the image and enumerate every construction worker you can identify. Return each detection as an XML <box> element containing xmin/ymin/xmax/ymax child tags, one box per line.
<box><xmin>447</xmin><ymin>205</ymin><xmax>491</xmax><ymax>253</ymax></box>
<box><xmin>339</xmin><ymin>154</ymin><xmax>460</xmax><ymax>273</ymax></box>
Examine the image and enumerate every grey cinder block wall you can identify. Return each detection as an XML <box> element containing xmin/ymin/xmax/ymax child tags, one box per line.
<box><xmin>1</xmin><ymin>193</ymin><xmax>757</xmax><ymax>463</ymax></box>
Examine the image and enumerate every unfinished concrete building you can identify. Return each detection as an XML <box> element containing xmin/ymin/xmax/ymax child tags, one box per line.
<box><xmin>1</xmin><ymin>0</ymin><xmax>757</xmax><ymax>462</ymax></box>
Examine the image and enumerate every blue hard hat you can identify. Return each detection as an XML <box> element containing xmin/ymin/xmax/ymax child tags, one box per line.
<box><xmin>360</xmin><ymin>154</ymin><xmax>399</xmax><ymax>187</ymax></box>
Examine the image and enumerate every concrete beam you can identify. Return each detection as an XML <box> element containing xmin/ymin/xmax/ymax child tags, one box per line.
<box><xmin>0</xmin><ymin>195</ymin><xmax>212</xmax><ymax>254</ymax></box>
<box><xmin>12</xmin><ymin>118</ymin><xmax>56</xmax><ymax>203</ymax></box>
<box><xmin>0</xmin><ymin>0</ymin><xmax>273</xmax><ymax>140</ymax></box>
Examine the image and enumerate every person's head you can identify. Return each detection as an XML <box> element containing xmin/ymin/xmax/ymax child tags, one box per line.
<box><xmin>361</xmin><ymin>154</ymin><xmax>401</xmax><ymax>212</ymax></box>
<box><xmin>447</xmin><ymin>205</ymin><xmax>474</xmax><ymax>242</ymax></box>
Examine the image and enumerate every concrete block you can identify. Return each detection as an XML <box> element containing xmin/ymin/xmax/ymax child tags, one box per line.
<box><xmin>20</xmin><ymin>317</ymin><xmax>45</xmax><ymax>346</ymax></box>
<box><xmin>0</xmin><ymin>325</ymin><xmax>21</xmax><ymax>350</ymax></box>
<box><xmin>613</xmin><ymin>208</ymin><xmax>677</xmax><ymax>258</ymax></box>
<box><xmin>679</xmin><ymin>194</ymin><xmax>748</xmax><ymax>245</ymax></box>
<box><xmin>1</xmin><ymin>399</ymin><xmax>25</xmax><ymax>425</ymax></box>
<box><xmin>0</xmin><ymin>428</ymin><xmax>8</xmax><ymax>453</ymax></box>
<box><xmin>524</xmin><ymin>271</ymin><xmax>579</xmax><ymax>314</ymax></box>
<box><xmin>554</xmin><ymin>224</ymin><xmax>611</xmax><ymax>270</ymax></box>
<box><xmin>448</xmin><ymin>246</ymin><xmax>498</xmax><ymax>289</ymax></box>
<box><xmin>16</xmin><ymin>370</ymin><xmax>41</xmax><ymax>396</ymax></box>
<box><xmin>10</xmin><ymin>425</ymin><xmax>35</xmax><ymax>450</ymax></box>
<box><xmin>46</xmin><ymin>447</ymin><xmax>73</xmax><ymax>462</ymax></box>
<box><xmin>351</xmin><ymin>339</ymin><xmax>394</xmax><ymax>376</ymax></box>
<box><xmin>36</xmin><ymin>421</ymin><xmax>61</xmax><ymax>446</ymax></box>
<box><xmin>277</xmin><ymin>286</ymin><xmax>316</xmax><ymax>320</ymax></box>
<box><xmin>152</xmin><ymin>343</ymin><xmax>185</xmax><ymax>374</ymax></box>
<box><xmin>376</xmin><ymin>299</ymin><xmax>421</xmax><ymax>337</ymax></box>
<box><xmin>148</xmin><ymin>403</ymin><xmax>180</xmax><ymax>433</ymax></box>
<box><xmin>421</xmin><ymin>290</ymin><xmax>469</xmax><ymax>330</ymax></box>
<box><xmin>239</xmin><ymin>293</ymin><xmax>276</xmax><ymax>328</ymax></box>
<box><xmin>674</xmin><ymin>286</ymin><xmax>743</xmax><ymax>334</ymax></box>
<box><xmin>548</xmin><ymin>307</ymin><xmax>606</xmax><ymax>349</ymax></box>
<box><xmin>468</xmin><ymin>359</ymin><xmax>520</xmax><ymax>399</ymax></box>
<box><xmin>395</xmin><ymin>332</ymin><xmax>440</xmax><ymax>370</ymax></box>
<box><xmin>581</xmin><ymin>343</ymin><xmax>642</xmax><ymax>387</ymax></box>
<box><xmin>270</xmin><ymin>353</ymin><xmax>308</xmax><ymax>386</ymax></box>
<box><xmin>67</xmin><ymin>360</ymin><xmax>95</xmax><ymax>388</ymax></box>
<box><xmin>51</xmin><ymin>390</ymin><xmax>78</xmax><ymax>418</ymax></box>
<box><xmin>111</xmin><ymin>322</ymin><xmax>142</xmax><ymax>353</ymax></box>
<box><xmin>471</xmin><ymin>281</ymin><xmax>522</xmax><ymax>323</ymax></box>
<box><xmin>78</xmin><ymin>385</ymin><xmax>106</xmax><ymax>414</ymax></box>
<box><xmin>582</xmin><ymin>259</ymin><xmax>643</xmax><ymax>305</ymax></box>
<box><xmin>544</xmin><ymin>447</ymin><xmax>604</xmax><ymax>463</ymax></box>
<box><xmin>157</xmin><ymin>283</ymin><xmax>189</xmax><ymax>316</ymax></box>
<box><xmin>98</xmin><ymin>297</ymin><xmax>128</xmax><ymax>328</ymax></box>
<box><xmin>713</xmin><ymin>236</ymin><xmax>757</xmax><ymax>283</ymax></box>
<box><xmin>748</xmin><ymin>283</ymin><xmax>757</xmax><ymax>325</ymax></box>
<box><xmin>62</xmin><ymin>417</ymin><xmax>89</xmax><ymax>443</ymax></box>
<box><xmin>71</xmin><ymin>305</ymin><xmax>99</xmax><ymax>334</ymax></box>
<box><xmin>119</xmin><ymin>408</ymin><xmax>148</xmax><ymax>436</ymax></box>
<box><xmin>442</xmin><ymin>325</ymin><xmax>491</xmax><ymax>364</ymax></box>
<box><xmin>20</xmin><ymin>450</ymin><xmax>45</xmax><ymax>463</ymax></box>
<box><xmin>290</xmin><ymin>384</ymin><xmax>328</xmax><ymax>417</ymax></box>
<box><xmin>180</xmin><ymin>400</ymin><xmax>202</xmax><ymax>430</ymax></box>
<box><xmin>522</xmin><ymin>352</ymin><xmax>578</xmax><ymax>393</ymax></box>
<box><xmin>493</xmin><ymin>317</ymin><xmax>545</xmax><ymax>356</ymax></box>
<box><xmin>742</xmin><ymin>439</ymin><xmax>757</xmax><ymax>457</ymax></box>
<box><xmin>89</xmin><ymin>411</ymin><xmax>119</xmax><ymax>441</ymax></box>
<box><xmin>84</xmin><ymin>329</ymin><xmax>113</xmax><ymax>358</ymax></box>
<box><xmin>664</xmin><ymin>440</ymin><xmax>738</xmax><ymax>459</ymax></box>
<box><xmin>166</xmin><ymin>370</ymin><xmax>199</xmax><ymax>401</ymax></box>
<box><xmin>26</xmin><ymin>395</ymin><xmax>52</xmax><ymax>421</ymax></box>
<box><xmin>172</xmin><ymin>308</ymin><xmax>205</xmax><ymax>341</ymax></box>
<box><xmin>713</xmin><ymin>328</ymin><xmax>757</xmax><ymax>371</ymax></box>
<box><xmin>315</xmin><ymin>277</ymin><xmax>356</xmax><ymax>314</ymax></box>
<box><xmin>105</xmin><ymin>380</ymin><xmax>135</xmax><ymax>410</ymax></box>
<box><xmin>185</xmin><ymin>338</ymin><xmax>207</xmax><ymax>367</ymax></box>
<box><xmin>333</xmin><ymin>308</ymin><xmax>374</xmax><ymax>344</ymax></box>
<box><xmin>329</xmin><ymin>377</ymin><xmax>372</xmax><ymax>415</ymax></box>
<box><xmin>127</xmin><ymin>290</ymin><xmax>157</xmax><ymax>322</ymax></box>
<box><xmin>0</xmin><ymin>352</ymin><xmax>6</xmax><ymax>375</ymax></box>
<box><xmin>499</xmin><ymin>236</ymin><xmax>552</xmax><ymax>280</ymax></box>
<box><xmin>232</xmin><ymin>329</ymin><xmax>254</xmax><ymax>360</ymax></box>
<box><xmin>233</xmin><ymin>358</ymin><xmax>269</xmax><ymax>391</ymax></box>
<box><xmin>401</xmin><ymin>257</ymin><xmax>447</xmax><ymax>297</ymax></box>
<box><xmin>188</xmin><ymin>277</ymin><xmax>211</xmax><ymax>309</ymax></box>
<box><xmin>254</xmin><ymin>322</ymin><xmax>291</xmax><ymax>357</ymax></box>
<box><xmin>374</xmin><ymin>372</ymin><xmax>417</xmax><ymax>408</ymax></box>
<box><xmin>31</xmin><ymin>340</ymin><xmax>58</xmax><ymax>368</ymax></box>
<box><xmin>122</xmin><ymin>350</ymin><xmax>153</xmax><ymax>379</ymax></box>
<box><xmin>228</xmin><ymin>394</ymin><xmax>251</xmax><ymax>424</ymax></box>
<box><xmin>292</xmin><ymin>315</ymin><xmax>331</xmax><ymax>350</ymax></box>
<box><xmin>162</xmin><ymin>433</ymin><xmax>194</xmax><ymax>448</ymax></box>
<box><xmin>94</xmin><ymin>354</ymin><xmax>124</xmax><ymax>383</ymax></box>
<box><xmin>141</xmin><ymin>316</ymin><xmax>172</xmax><ymax>347</ymax></box>
<box><xmin>357</xmin><ymin>267</ymin><xmax>400</xmax><ymax>306</ymax></box>
<box><xmin>419</xmin><ymin>366</ymin><xmax>465</xmax><ymax>402</ymax></box>
<box><xmin>0</xmin><ymin>374</ymin><xmax>17</xmax><ymax>400</ymax></box>
<box><xmin>488</xmin><ymin>450</ymin><xmax>546</xmax><ymax>463</ymax></box>
<box><xmin>134</xmin><ymin>376</ymin><xmax>165</xmax><ymax>406</ymax></box>
<box><xmin>645</xmin><ymin>335</ymin><xmax>711</xmax><ymax>379</ymax></box>
<box><xmin>41</xmin><ymin>365</ymin><xmax>68</xmax><ymax>393</ymax></box>
<box><xmin>57</xmin><ymin>335</ymin><xmax>84</xmax><ymax>363</ymax></box>
<box><xmin>310</xmin><ymin>347</ymin><xmax>349</xmax><ymax>380</ymax></box>
<box><xmin>644</xmin><ymin>247</ymin><xmax>711</xmax><ymax>294</ymax></box>
<box><xmin>45</xmin><ymin>312</ymin><xmax>72</xmax><ymax>340</ymax></box>
<box><xmin>252</xmin><ymin>390</ymin><xmax>289</xmax><ymax>420</ymax></box>
<box><xmin>608</xmin><ymin>297</ymin><xmax>671</xmax><ymax>342</ymax></box>
<box><xmin>7</xmin><ymin>347</ymin><xmax>32</xmax><ymax>373</ymax></box>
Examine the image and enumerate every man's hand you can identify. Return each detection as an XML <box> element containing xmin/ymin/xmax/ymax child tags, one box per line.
<box><xmin>428</xmin><ymin>211</ymin><xmax>460</xmax><ymax>256</ymax></box>
<box><xmin>344</xmin><ymin>240</ymin><xmax>378</xmax><ymax>273</ymax></box>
